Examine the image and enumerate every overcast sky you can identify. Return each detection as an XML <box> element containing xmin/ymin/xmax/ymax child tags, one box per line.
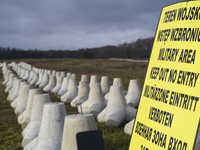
<box><xmin>0</xmin><ymin>0</ymin><xmax>177</xmax><ymax>50</ymax></box>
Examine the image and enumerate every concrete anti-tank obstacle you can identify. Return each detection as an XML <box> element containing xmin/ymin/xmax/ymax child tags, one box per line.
<box><xmin>47</xmin><ymin>70</ymin><xmax>52</xmax><ymax>76</ymax></box>
<box><xmin>104</xmin><ymin>78</ymin><xmax>127</xmax><ymax>101</ymax></box>
<box><xmin>29</xmin><ymin>72</ymin><xmax>39</xmax><ymax>85</ymax></box>
<box><xmin>52</xmin><ymin>70</ymin><xmax>56</xmax><ymax>76</ymax></box>
<box><xmin>57</xmin><ymin>77</ymin><xmax>70</xmax><ymax>98</ymax></box>
<box><xmin>44</xmin><ymin>69</ymin><xmax>47</xmax><ymax>74</ymax></box>
<box><xmin>19</xmin><ymin>69</ymin><xmax>26</xmax><ymax>79</ymax></box>
<box><xmin>7</xmin><ymin>76</ymin><xmax>19</xmax><ymax>95</ymax></box>
<box><xmin>7</xmin><ymin>76</ymin><xmax>18</xmax><ymax>97</ymax></box>
<box><xmin>4</xmin><ymin>71</ymin><xmax>14</xmax><ymax>88</ymax></box>
<box><xmin>2</xmin><ymin>65</ymin><xmax>8</xmax><ymax>79</ymax></box>
<box><xmin>2</xmin><ymin>67</ymin><xmax>7</xmax><ymax>81</ymax></box>
<box><xmin>22</xmin><ymin>94</ymin><xmax>51</xmax><ymax>147</ymax></box>
<box><xmin>43</xmin><ymin>75</ymin><xmax>57</xmax><ymax>92</ymax></box>
<box><xmin>18</xmin><ymin>88</ymin><xmax>41</xmax><ymax>128</ymax></box>
<box><xmin>60</xmin><ymin>71</ymin><xmax>66</xmax><ymax>77</ymax></box>
<box><xmin>70</xmin><ymin>81</ymin><xmax>90</xmax><ymax>107</ymax></box>
<box><xmin>16</xmin><ymin>67</ymin><xmax>22</xmax><ymax>77</ymax></box>
<box><xmin>56</xmin><ymin>71</ymin><xmax>61</xmax><ymax>77</ymax></box>
<box><xmin>81</xmin><ymin>74</ymin><xmax>89</xmax><ymax>82</ymax></box>
<box><xmin>22</xmin><ymin>70</ymin><xmax>30</xmax><ymax>80</ymax></box>
<box><xmin>39</xmin><ymin>73</ymin><xmax>49</xmax><ymax>89</ymax></box>
<box><xmin>60</xmin><ymin>114</ymin><xmax>98</xmax><ymax>150</ymax></box>
<box><xmin>5</xmin><ymin>73</ymin><xmax>16</xmax><ymax>93</ymax></box>
<box><xmin>71</xmin><ymin>73</ymin><xmax>79</xmax><ymax>86</ymax></box>
<box><xmin>124</xmin><ymin>119</ymin><xmax>135</xmax><ymax>135</ymax></box>
<box><xmin>97</xmin><ymin>85</ymin><xmax>137</xmax><ymax>127</ymax></box>
<box><xmin>7</xmin><ymin>77</ymin><xmax>20</xmax><ymax>101</ymax></box>
<box><xmin>2</xmin><ymin>70</ymin><xmax>11</xmax><ymax>85</ymax></box>
<box><xmin>3</xmin><ymin>70</ymin><xmax>9</xmax><ymax>85</ymax></box>
<box><xmin>125</xmin><ymin>79</ymin><xmax>141</xmax><ymax>108</ymax></box>
<box><xmin>5</xmin><ymin>74</ymin><xmax>13</xmax><ymax>90</ymax></box>
<box><xmin>14</xmin><ymin>84</ymin><xmax>33</xmax><ymax>116</ymax></box>
<box><xmin>78</xmin><ymin>74</ymin><xmax>89</xmax><ymax>88</ymax></box>
<box><xmin>27</xmin><ymin>71</ymin><xmax>34</xmax><ymax>83</ymax></box>
<box><xmin>66</xmin><ymin>72</ymin><xmax>71</xmax><ymax>78</ymax></box>
<box><xmin>2</xmin><ymin>62</ymin><xmax>8</xmax><ymax>72</ymax></box>
<box><xmin>71</xmin><ymin>73</ymin><xmax>78</xmax><ymax>80</ymax></box>
<box><xmin>6</xmin><ymin>76</ymin><xmax>16</xmax><ymax>101</ymax></box>
<box><xmin>61</xmin><ymin>76</ymin><xmax>78</xmax><ymax>103</ymax></box>
<box><xmin>2</xmin><ymin>62</ymin><xmax>8</xmax><ymax>74</ymax></box>
<box><xmin>89</xmin><ymin>75</ymin><xmax>99</xmax><ymax>88</ymax></box>
<box><xmin>51</xmin><ymin>76</ymin><xmax>63</xmax><ymax>94</ymax></box>
<box><xmin>11</xmin><ymin>82</ymin><xmax>26</xmax><ymax>108</ymax></box>
<box><xmin>15</xmin><ymin>67</ymin><xmax>19</xmax><ymax>75</ymax></box>
<box><xmin>24</xmin><ymin>102</ymin><xmax>67</xmax><ymax>150</ymax></box>
<box><xmin>41</xmin><ymin>69</ymin><xmax>45</xmax><ymax>74</ymax></box>
<box><xmin>3</xmin><ymin>70</ymin><xmax>12</xmax><ymax>85</ymax></box>
<box><xmin>35</xmin><ymin>73</ymin><xmax>44</xmax><ymax>87</ymax></box>
<box><xmin>78</xmin><ymin>83</ymin><xmax>106</xmax><ymax>117</ymax></box>
<box><xmin>100</xmin><ymin>76</ymin><xmax>110</xmax><ymax>95</ymax></box>
<box><xmin>17</xmin><ymin>67</ymin><xmax>23</xmax><ymax>78</ymax></box>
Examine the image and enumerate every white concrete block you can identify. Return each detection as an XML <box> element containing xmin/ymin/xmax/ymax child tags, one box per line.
<box><xmin>61</xmin><ymin>114</ymin><xmax>98</xmax><ymax>150</ymax></box>
<box><xmin>11</xmin><ymin>82</ymin><xmax>26</xmax><ymax>109</ymax></box>
<box><xmin>81</xmin><ymin>74</ymin><xmax>89</xmax><ymax>82</ymax></box>
<box><xmin>7</xmin><ymin>77</ymin><xmax>19</xmax><ymax>101</ymax></box>
<box><xmin>2</xmin><ymin>70</ymin><xmax>11</xmax><ymax>85</ymax></box>
<box><xmin>104</xmin><ymin>78</ymin><xmax>127</xmax><ymax>101</ymax></box>
<box><xmin>89</xmin><ymin>75</ymin><xmax>99</xmax><ymax>88</ymax></box>
<box><xmin>27</xmin><ymin>71</ymin><xmax>34</xmax><ymax>83</ymax></box>
<box><xmin>18</xmin><ymin>89</ymin><xmax>41</xmax><ymax>126</ymax></box>
<box><xmin>100</xmin><ymin>76</ymin><xmax>110</xmax><ymax>95</ymax></box>
<box><xmin>98</xmin><ymin>85</ymin><xmax>137</xmax><ymax>127</ymax></box>
<box><xmin>33</xmin><ymin>102</ymin><xmax>67</xmax><ymax>150</ymax></box>
<box><xmin>57</xmin><ymin>77</ymin><xmax>69</xmax><ymax>98</ymax></box>
<box><xmin>51</xmin><ymin>76</ymin><xmax>63</xmax><ymax>94</ymax></box>
<box><xmin>125</xmin><ymin>79</ymin><xmax>141</xmax><ymax>108</ymax></box>
<box><xmin>43</xmin><ymin>75</ymin><xmax>56</xmax><ymax>92</ymax></box>
<box><xmin>60</xmin><ymin>71</ymin><xmax>66</xmax><ymax>77</ymax></box>
<box><xmin>78</xmin><ymin>83</ymin><xmax>105</xmax><ymax>117</ymax></box>
<box><xmin>61</xmin><ymin>78</ymin><xmax>78</xmax><ymax>103</ymax></box>
<box><xmin>35</xmin><ymin>73</ymin><xmax>44</xmax><ymax>86</ymax></box>
<box><xmin>15</xmin><ymin>84</ymin><xmax>33</xmax><ymax>116</ymax></box>
<box><xmin>70</xmin><ymin>81</ymin><xmax>89</xmax><ymax>107</ymax></box>
<box><xmin>124</xmin><ymin>119</ymin><xmax>135</xmax><ymax>135</ymax></box>
<box><xmin>47</xmin><ymin>70</ymin><xmax>52</xmax><ymax>76</ymax></box>
<box><xmin>39</xmin><ymin>73</ymin><xmax>49</xmax><ymax>89</ymax></box>
<box><xmin>5</xmin><ymin>73</ymin><xmax>16</xmax><ymax>93</ymax></box>
<box><xmin>56</xmin><ymin>71</ymin><xmax>61</xmax><ymax>77</ymax></box>
<box><xmin>22</xmin><ymin>70</ymin><xmax>30</xmax><ymax>80</ymax></box>
<box><xmin>52</xmin><ymin>70</ymin><xmax>56</xmax><ymax>76</ymax></box>
<box><xmin>66</xmin><ymin>72</ymin><xmax>71</xmax><ymax>78</ymax></box>
<box><xmin>22</xmin><ymin>94</ymin><xmax>51</xmax><ymax>147</ymax></box>
<box><xmin>29</xmin><ymin>73</ymin><xmax>39</xmax><ymax>85</ymax></box>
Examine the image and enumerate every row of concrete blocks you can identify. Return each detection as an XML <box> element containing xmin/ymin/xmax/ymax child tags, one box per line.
<box><xmin>8</xmin><ymin>61</ymin><xmax>200</xmax><ymax>149</ymax></box>
<box><xmin>4</xmin><ymin>61</ymin><xmax>200</xmax><ymax>149</ymax></box>
<box><xmin>4</xmin><ymin>61</ymin><xmax>138</xmax><ymax>133</ymax></box>
<box><xmin>2</xmin><ymin>62</ymin><xmax>100</xmax><ymax>150</ymax></box>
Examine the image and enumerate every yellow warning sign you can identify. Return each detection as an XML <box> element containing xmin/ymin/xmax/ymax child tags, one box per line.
<box><xmin>129</xmin><ymin>1</ymin><xmax>200</xmax><ymax>150</ymax></box>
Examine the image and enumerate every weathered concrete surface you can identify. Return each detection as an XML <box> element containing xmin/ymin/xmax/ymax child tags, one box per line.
<box><xmin>61</xmin><ymin>114</ymin><xmax>97</xmax><ymax>150</ymax></box>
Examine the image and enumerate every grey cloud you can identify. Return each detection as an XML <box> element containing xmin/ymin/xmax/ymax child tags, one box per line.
<box><xmin>0</xmin><ymin>0</ymin><xmax>178</xmax><ymax>50</ymax></box>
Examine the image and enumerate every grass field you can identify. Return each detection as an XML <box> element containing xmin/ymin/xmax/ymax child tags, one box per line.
<box><xmin>0</xmin><ymin>58</ymin><xmax>148</xmax><ymax>150</ymax></box>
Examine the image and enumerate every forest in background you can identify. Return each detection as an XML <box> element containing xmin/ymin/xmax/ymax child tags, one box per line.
<box><xmin>0</xmin><ymin>37</ymin><xmax>154</xmax><ymax>59</ymax></box>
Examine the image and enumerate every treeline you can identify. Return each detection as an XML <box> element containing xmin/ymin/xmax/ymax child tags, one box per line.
<box><xmin>0</xmin><ymin>37</ymin><xmax>154</xmax><ymax>59</ymax></box>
